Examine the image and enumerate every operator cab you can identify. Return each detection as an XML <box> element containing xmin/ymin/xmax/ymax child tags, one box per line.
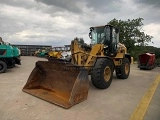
<box><xmin>89</xmin><ymin>24</ymin><xmax>119</xmax><ymax>57</ymax></box>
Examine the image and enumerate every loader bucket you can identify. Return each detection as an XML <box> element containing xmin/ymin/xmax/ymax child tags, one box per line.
<box><xmin>22</xmin><ymin>60</ymin><xmax>89</xmax><ymax>108</ymax></box>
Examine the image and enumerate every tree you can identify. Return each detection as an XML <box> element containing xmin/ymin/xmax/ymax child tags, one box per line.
<box><xmin>74</xmin><ymin>37</ymin><xmax>85</xmax><ymax>44</ymax></box>
<box><xmin>108</xmin><ymin>18</ymin><xmax>153</xmax><ymax>53</ymax></box>
<box><xmin>137</xmin><ymin>32</ymin><xmax>153</xmax><ymax>46</ymax></box>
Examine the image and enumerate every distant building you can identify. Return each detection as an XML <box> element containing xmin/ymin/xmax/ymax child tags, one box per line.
<box><xmin>12</xmin><ymin>44</ymin><xmax>52</xmax><ymax>56</ymax></box>
<box><xmin>52</xmin><ymin>45</ymin><xmax>71</xmax><ymax>51</ymax></box>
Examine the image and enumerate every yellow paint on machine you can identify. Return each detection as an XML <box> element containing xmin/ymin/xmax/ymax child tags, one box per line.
<box><xmin>130</xmin><ymin>75</ymin><xmax>160</xmax><ymax>120</ymax></box>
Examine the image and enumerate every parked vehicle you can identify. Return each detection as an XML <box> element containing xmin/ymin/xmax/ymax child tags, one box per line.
<box><xmin>0</xmin><ymin>37</ymin><xmax>21</xmax><ymax>73</ymax></box>
<box><xmin>138</xmin><ymin>52</ymin><xmax>156</xmax><ymax>70</ymax></box>
<box><xmin>23</xmin><ymin>24</ymin><xmax>131</xmax><ymax>108</ymax></box>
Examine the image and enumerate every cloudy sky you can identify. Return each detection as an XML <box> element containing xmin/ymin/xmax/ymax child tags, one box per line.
<box><xmin>0</xmin><ymin>0</ymin><xmax>160</xmax><ymax>47</ymax></box>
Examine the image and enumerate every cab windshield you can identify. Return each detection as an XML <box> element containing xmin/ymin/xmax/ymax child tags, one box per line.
<box><xmin>90</xmin><ymin>26</ymin><xmax>110</xmax><ymax>45</ymax></box>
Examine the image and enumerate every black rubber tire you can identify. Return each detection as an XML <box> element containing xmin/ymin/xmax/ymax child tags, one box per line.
<box><xmin>116</xmin><ymin>58</ymin><xmax>130</xmax><ymax>79</ymax></box>
<box><xmin>91</xmin><ymin>58</ymin><xmax>113</xmax><ymax>89</ymax></box>
<box><xmin>0</xmin><ymin>61</ymin><xmax>7</xmax><ymax>73</ymax></box>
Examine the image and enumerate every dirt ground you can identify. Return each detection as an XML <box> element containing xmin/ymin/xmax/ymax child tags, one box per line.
<box><xmin>0</xmin><ymin>56</ymin><xmax>160</xmax><ymax>120</ymax></box>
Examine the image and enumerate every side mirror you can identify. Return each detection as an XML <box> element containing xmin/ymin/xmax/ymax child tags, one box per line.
<box><xmin>89</xmin><ymin>32</ymin><xmax>92</xmax><ymax>39</ymax></box>
<box><xmin>89</xmin><ymin>27</ymin><xmax>94</xmax><ymax>39</ymax></box>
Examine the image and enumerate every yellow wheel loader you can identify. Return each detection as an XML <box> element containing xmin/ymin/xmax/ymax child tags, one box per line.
<box><xmin>47</xmin><ymin>51</ymin><xmax>62</xmax><ymax>58</ymax></box>
<box><xmin>47</xmin><ymin>46</ymin><xmax>71</xmax><ymax>61</ymax></box>
<box><xmin>22</xmin><ymin>24</ymin><xmax>131</xmax><ymax>108</ymax></box>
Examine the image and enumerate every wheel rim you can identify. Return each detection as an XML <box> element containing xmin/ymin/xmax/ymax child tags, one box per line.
<box><xmin>104</xmin><ymin>66</ymin><xmax>111</xmax><ymax>82</ymax></box>
<box><xmin>125</xmin><ymin>63</ymin><xmax>129</xmax><ymax>74</ymax></box>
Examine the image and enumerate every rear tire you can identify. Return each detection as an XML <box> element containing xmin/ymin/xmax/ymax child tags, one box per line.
<box><xmin>0</xmin><ymin>61</ymin><xmax>7</xmax><ymax>73</ymax></box>
<box><xmin>116</xmin><ymin>58</ymin><xmax>130</xmax><ymax>79</ymax></box>
<box><xmin>91</xmin><ymin>58</ymin><xmax>113</xmax><ymax>89</ymax></box>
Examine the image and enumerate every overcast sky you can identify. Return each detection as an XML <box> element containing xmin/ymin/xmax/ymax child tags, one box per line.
<box><xmin>0</xmin><ymin>0</ymin><xmax>160</xmax><ymax>47</ymax></box>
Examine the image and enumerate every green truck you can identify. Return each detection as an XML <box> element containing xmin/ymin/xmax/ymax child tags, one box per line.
<box><xmin>0</xmin><ymin>37</ymin><xmax>21</xmax><ymax>73</ymax></box>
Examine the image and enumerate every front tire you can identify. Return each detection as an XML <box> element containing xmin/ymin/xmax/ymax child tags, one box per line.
<box><xmin>91</xmin><ymin>58</ymin><xmax>113</xmax><ymax>89</ymax></box>
<box><xmin>0</xmin><ymin>61</ymin><xmax>7</xmax><ymax>73</ymax></box>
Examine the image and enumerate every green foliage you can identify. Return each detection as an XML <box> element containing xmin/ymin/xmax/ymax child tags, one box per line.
<box><xmin>108</xmin><ymin>18</ymin><xmax>155</xmax><ymax>61</ymax></box>
<box><xmin>130</xmin><ymin>46</ymin><xmax>160</xmax><ymax>61</ymax></box>
<box><xmin>108</xmin><ymin>18</ymin><xmax>153</xmax><ymax>53</ymax></box>
<box><xmin>74</xmin><ymin>37</ymin><xmax>85</xmax><ymax>44</ymax></box>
